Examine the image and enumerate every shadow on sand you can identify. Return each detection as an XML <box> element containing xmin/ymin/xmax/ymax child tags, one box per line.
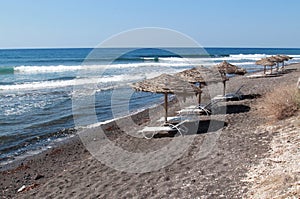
<box><xmin>241</xmin><ymin>94</ymin><xmax>261</xmax><ymax>100</ymax></box>
<box><xmin>212</xmin><ymin>104</ymin><xmax>251</xmax><ymax>115</ymax></box>
<box><xmin>154</xmin><ymin>119</ymin><xmax>227</xmax><ymax>138</ymax></box>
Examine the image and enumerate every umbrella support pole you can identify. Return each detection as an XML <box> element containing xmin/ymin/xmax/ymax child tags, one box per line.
<box><xmin>198</xmin><ymin>84</ymin><xmax>202</xmax><ymax>105</ymax></box>
<box><xmin>223</xmin><ymin>80</ymin><xmax>226</xmax><ymax>96</ymax></box>
<box><xmin>198</xmin><ymin>92</ymin><xmax>202</xmax><ymax>105</ymax></box>
<box><xmin>271</xmin><ymin>66</ymin><xmax>273</xmax><ymax>74</ymax></box>
<box><xmin>164</xmin><ymin>93</ymin><xmax>168</xmax><ymax>124</ymax></box>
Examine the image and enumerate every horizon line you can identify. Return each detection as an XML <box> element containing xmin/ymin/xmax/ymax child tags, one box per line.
<box><xmin>1</xmin><ymin>46</ymin><xmax>300</xmax><ymax>50</ymax></box>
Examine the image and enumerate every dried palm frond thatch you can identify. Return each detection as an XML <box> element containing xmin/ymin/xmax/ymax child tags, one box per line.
<box><xmin>131</xmin><ymin>73</ymin><xmax>201</xmax><ymax>123</ymax></box>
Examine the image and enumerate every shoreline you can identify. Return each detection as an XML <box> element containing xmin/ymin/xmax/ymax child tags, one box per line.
<box><xmin>0</xmin><ymin>55</ymin><xmax>298</xmax><ymax>166</ymax></box>
<box><xmin>0</xmin><ymin>64</ymin><xmax>277</xmax><ymax>167</ymax></box>
<box><xmin>1</xmin><ymin>63</ymin><xmax>299</xmax><ymax>198</ymax></box>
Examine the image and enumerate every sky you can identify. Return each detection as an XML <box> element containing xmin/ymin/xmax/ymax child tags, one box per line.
<box><xmin>1</xmin><ymin>0</ymin><xmax>300</xmax><ymax>48</ymax></box>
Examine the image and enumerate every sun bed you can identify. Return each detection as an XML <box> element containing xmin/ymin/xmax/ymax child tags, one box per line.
<box><xmin>212</xmin><ymin>85</ymin><xmax>244</xmax><ymax>101</ymax></box>
<box><xmin>157</xmin><ymin>116</ymin><xmax>183</xmax><ymax>124</ymax></box>
<box><xmin>138</xmin><ymin>120</ymin><xmax>189</xmax><ymax>139</ymax></box>
<box><xmin>177</xmin><ymin>99</ymin><xmax>220</xmax><ymax>116</ymax></box>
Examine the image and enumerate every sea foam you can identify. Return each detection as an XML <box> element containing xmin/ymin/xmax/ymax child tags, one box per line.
<box><xmin>0</xmin><ymin>73</ymin><xmax>155</xmax><ymax>91</ymax></box>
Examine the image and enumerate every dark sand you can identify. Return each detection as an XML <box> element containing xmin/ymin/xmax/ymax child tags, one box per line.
<box><xmin>1</xmin><ymin>64</ymin><xmax>299</xmax><ymax>198</ymax></box>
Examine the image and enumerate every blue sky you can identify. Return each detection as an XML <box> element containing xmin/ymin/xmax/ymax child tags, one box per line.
<box><xmin>1</xmin><ymin>0</ymin><xmax>300</xmax><ymax>48</ymax></box>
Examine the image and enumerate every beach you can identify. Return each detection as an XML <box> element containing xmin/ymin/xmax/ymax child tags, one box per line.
<box><xmin>1</xmin><ymin>63</ymin><xmax>299</xmax><ymax>198</ymax></box>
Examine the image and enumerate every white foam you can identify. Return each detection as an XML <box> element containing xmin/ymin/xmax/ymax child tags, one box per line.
<box><xmin>2</xmin><ymin>101</ymin><xmax>49</xmax><ymax>116</ymax></box>
<box><xmin>232</xmin><ymin>62</ymin><xmax>256</xmax><ymax>66</ymax></box>
<box><xmin>159</xmin><ymin>55</ymin><xmax>266</xmax><ymax>62</ymax></box>
<box><xmin>0</xmin><ymin>74</ymin><xmax>144</xmax><ymax>91</ymax></box>
<box><xmin>12</xmin><ymin>54</ymin><xmax>271</xmax><ymax>75</ymax></box>
<box><xmin>201</xmin><ymin>54</ymin><xmax>266</xmax><ymax>62</ymax></box>
<box><xmin>158</xmin><ymin>54</ymin><xmax>268</xmax><ymax>64</ymax></box>
<box><xmin>11</xmin><ymin>53</ymin><xmax>299</xmax><ymax>75</ymax></box>
<box><xmin>142</xmin><ymin>57</ymin><xmax>157</xmax><ymax>60</ymax></box>
<box><xmin>14</xmin><ymin>65</ymin><xmax>84</xmax><ymax>73</ymax></box>
<box><xmin>159</xmin><ymin>57</ymin><xmax>189</xmax><ymax>62</ymax></box>
<box><xmin>288</xmin><ymin>55</ymin><xmax>300</xmax><ymax>59</ymax></box>
<box><xmin>13</xmin><ymin>62</ymin><xmax>195</xmax><ymax>74</ymax></box>
<box><xmin>229</xmin><ymin>54</ymin><xmax>267</xmax><ymax>59</ymax></box>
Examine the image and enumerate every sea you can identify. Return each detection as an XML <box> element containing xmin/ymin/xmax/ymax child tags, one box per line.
<box><xmin>0</xmin><ymin>47</ymin><xmax>300</xmax><ymax>165</ymax></box>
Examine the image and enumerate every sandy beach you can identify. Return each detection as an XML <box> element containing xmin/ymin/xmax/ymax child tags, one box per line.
<box><xmin>1</xmin><ymin>64</ymin><xmax>300</xmax><ymax>198</ymax></box>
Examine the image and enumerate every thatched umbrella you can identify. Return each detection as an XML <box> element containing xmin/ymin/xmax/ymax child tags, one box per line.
<box><xmin>267</xmin><ymin>56</ymin><xmax>283</xmax><ymax>72</ymax></box>
<box><xmin>132</xmin><ymin>74</ymin><xmax>201</xmax><ymax>123</ymax></box>
<box><xmin>278</xmin><ymin>54</ymin><xmax>292</xmax><ymax>60</ymax></box>
<box><xmin>215</xmin><ymin>61</ymin><xmax>247</xmax><ymax>95</ymax></box>
<box><xmin>276</xmin><ymin>55</ymin><xmax>293</xmax><ymax>68</ymax></box>
<box><xmin>255</xmin><ymin>58</ymin><xmax>276</xmax><ymax>74</ymax></box>
<box><xmin>175</xmin><ymin>67</ymin><xmax>206</xmax><ymax>84</ymax></box>
<box><xmin>216</xmin><ymin>61</ymin><xmax>247</xmax><ymax>75</ymax></box>
<box><xmin>175</xmin><ymin>66</ymin><xmax>222</xmax><ymax>104</ymax></box>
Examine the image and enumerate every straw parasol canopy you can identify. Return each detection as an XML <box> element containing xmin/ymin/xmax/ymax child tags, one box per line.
<box><xmin>174</xmin><ymin>66</ymin><xmax>221</xmax><ymax>104</ymax></box>
<box><xmin>267</xmin><ymin>56</ymin><xmax>283</xmax><ymax>72</ymax></box>
<box><xmin>175</xmin><ymin>67</ymin><xmax>206</xmax><ymax>84</ymax></box>
<box><xmin>255</xmin><ymin>58</ymin><xmax>276</xmax><ymax>74</ymax></box>
<box><xmin>216</xmin><ymin>61</ymin><xmax>247</xmax><ymax>75</ymax></box>
<box><xmin>267</xmin><ymin>56</ymin><xmax>283</xmax><ymax>63</ymax></box>
<box><xmin>277</xmin><ymin>54</ymin><xmax>293</xmax><ymax>60</ymax></box>
<box><xmin>276</xmin><ymin>55</ymin><xmax>293</xmax><ymax>68</ymax></box>
<box><xmin>132</xmin><ymin>73</ymin><xmax>201</xmax><ymax>123</ymax></box>
<box><xmin>214</xmin><ymin>61</ymin><xmax>247</xmax><ymax>95</ymax></box>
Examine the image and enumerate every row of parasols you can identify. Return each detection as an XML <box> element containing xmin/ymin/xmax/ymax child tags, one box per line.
<box><xmin>255</xmin><ymin>54</ymin><xmax>293</xmax><ymax>74</ymax></box>
<box><xmin>131</xmin><ymin>61</ymin><xmax>247</xmax><ymax>123</ymax></box>
<box><xmin>131</xmin><ymin>54</ymin><xmax>292</xmax><ymax>123</ymax></box>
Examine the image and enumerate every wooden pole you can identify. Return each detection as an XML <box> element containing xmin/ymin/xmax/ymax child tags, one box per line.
<box><xmin>223</xmin><ymin>80</ymin><xmax>226</xmax><ymax>96</ymax></box>
<box><xmin>198</xmin><ymin>92</ymin><xmax>202</xmax><ymax>105</ymax></box>
<box><xmin>198</xmin><ymin>83</ymin><xmax>202</xmax><ymax>105</ymax></box>
<box><xmin>270</xmin><ymin>65</ymin><xmax>273</xmax><ymax>74</ymax></box>
<box><xmin>264</xmin><ymin>66</ymin><xmax>266</xmax><ymax>74</ymax></box>
<box><xmin>164</xmin><ymin>92</ymin><xmax>168</xmax><ymax>124</ymax></box>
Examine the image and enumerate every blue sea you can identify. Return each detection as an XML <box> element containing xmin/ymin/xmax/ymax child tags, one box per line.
<box><xmin>0</xmin><ymin>47</ymin><xmax>300</xmax><ymax>164</ymax></box>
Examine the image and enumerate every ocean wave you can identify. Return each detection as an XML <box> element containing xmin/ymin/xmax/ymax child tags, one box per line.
<box><xmin>2</xmin><ymin>62</ymin><xmax>195</xmax><ymax>75</ymax></box>
<box><xmin>158</xmin><ymin>54</ymin><xmax>269</xmax><ymax>64</ymax></box>
<box><xmin>0</xmin><ymin>74</ymin><xmax>146</xmax><ymax>91</ymax></box>
<box><xmin>200</xmin><ymin>54</ymin><xmax>268</xmax><ymax>62</ymax></box>
<box><xmin>159</xmin><ymin>57</ymin><xmax>190</xmax><ymax>62</ymax></box>
<box><xmin>232</xmin><ymin>62</ymin><xmax>256</xmax><ymax>66</ymax></box>
<box><xmin>14</xmin><ymin>65</ymin><xmax>84</xmax><ymax>73</ymax></box>
<box><xmin>229</xmin><ymin>54</ymin><xmax>267</xmax><ymax>59</ymax></box>
<box><xmin>288</xmin><ymin>54</ymin><xmax>300</xmax><ymax>58</ymax></box>
<box><xmin>0</xmin><ymin>67</ymin><xmax>14</xmax><ymax>75</ymax></box>
<box><xmin>1</xmin><ymin>53</ymin><xmax>295</xmax><ymax>75</ymax></box>
<box><xmin>2</xmin><ymin>100</ymin><xmax>49</xmax><ymax>116</ymax></box>
<box><xmin>12</xmin><ymin>62</ymin><xmax>193</xmax><ymax>74</ymax></box>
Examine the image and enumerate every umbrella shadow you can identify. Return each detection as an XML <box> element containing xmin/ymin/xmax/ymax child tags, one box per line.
<box><xmin>280</xmin><ymin>68</ymin><xmax>297</xmax><ymax>74</ymax></box>
<box><xmin>212</xmin><ymin>104</ymin><xmax>251</xmax><ymax>115</ymax></box>
<box><xmin>196</xmin><ymin>119</ymin><xmax>227</xmax><ymax>134</ymax></box>
<box><xmin>216</xmin><ymin>94</ymin><xmax>261</xmax><ymax>102</ymax></box>
<box><xmin>241</xmin><ymin>94</ymin><xmax>261</xmax><ymax>100</ymax></box>
<box><xmin>154</xmin><ymin>119</ymin><xmax>227</xmax><ymax>138</ymax></box>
